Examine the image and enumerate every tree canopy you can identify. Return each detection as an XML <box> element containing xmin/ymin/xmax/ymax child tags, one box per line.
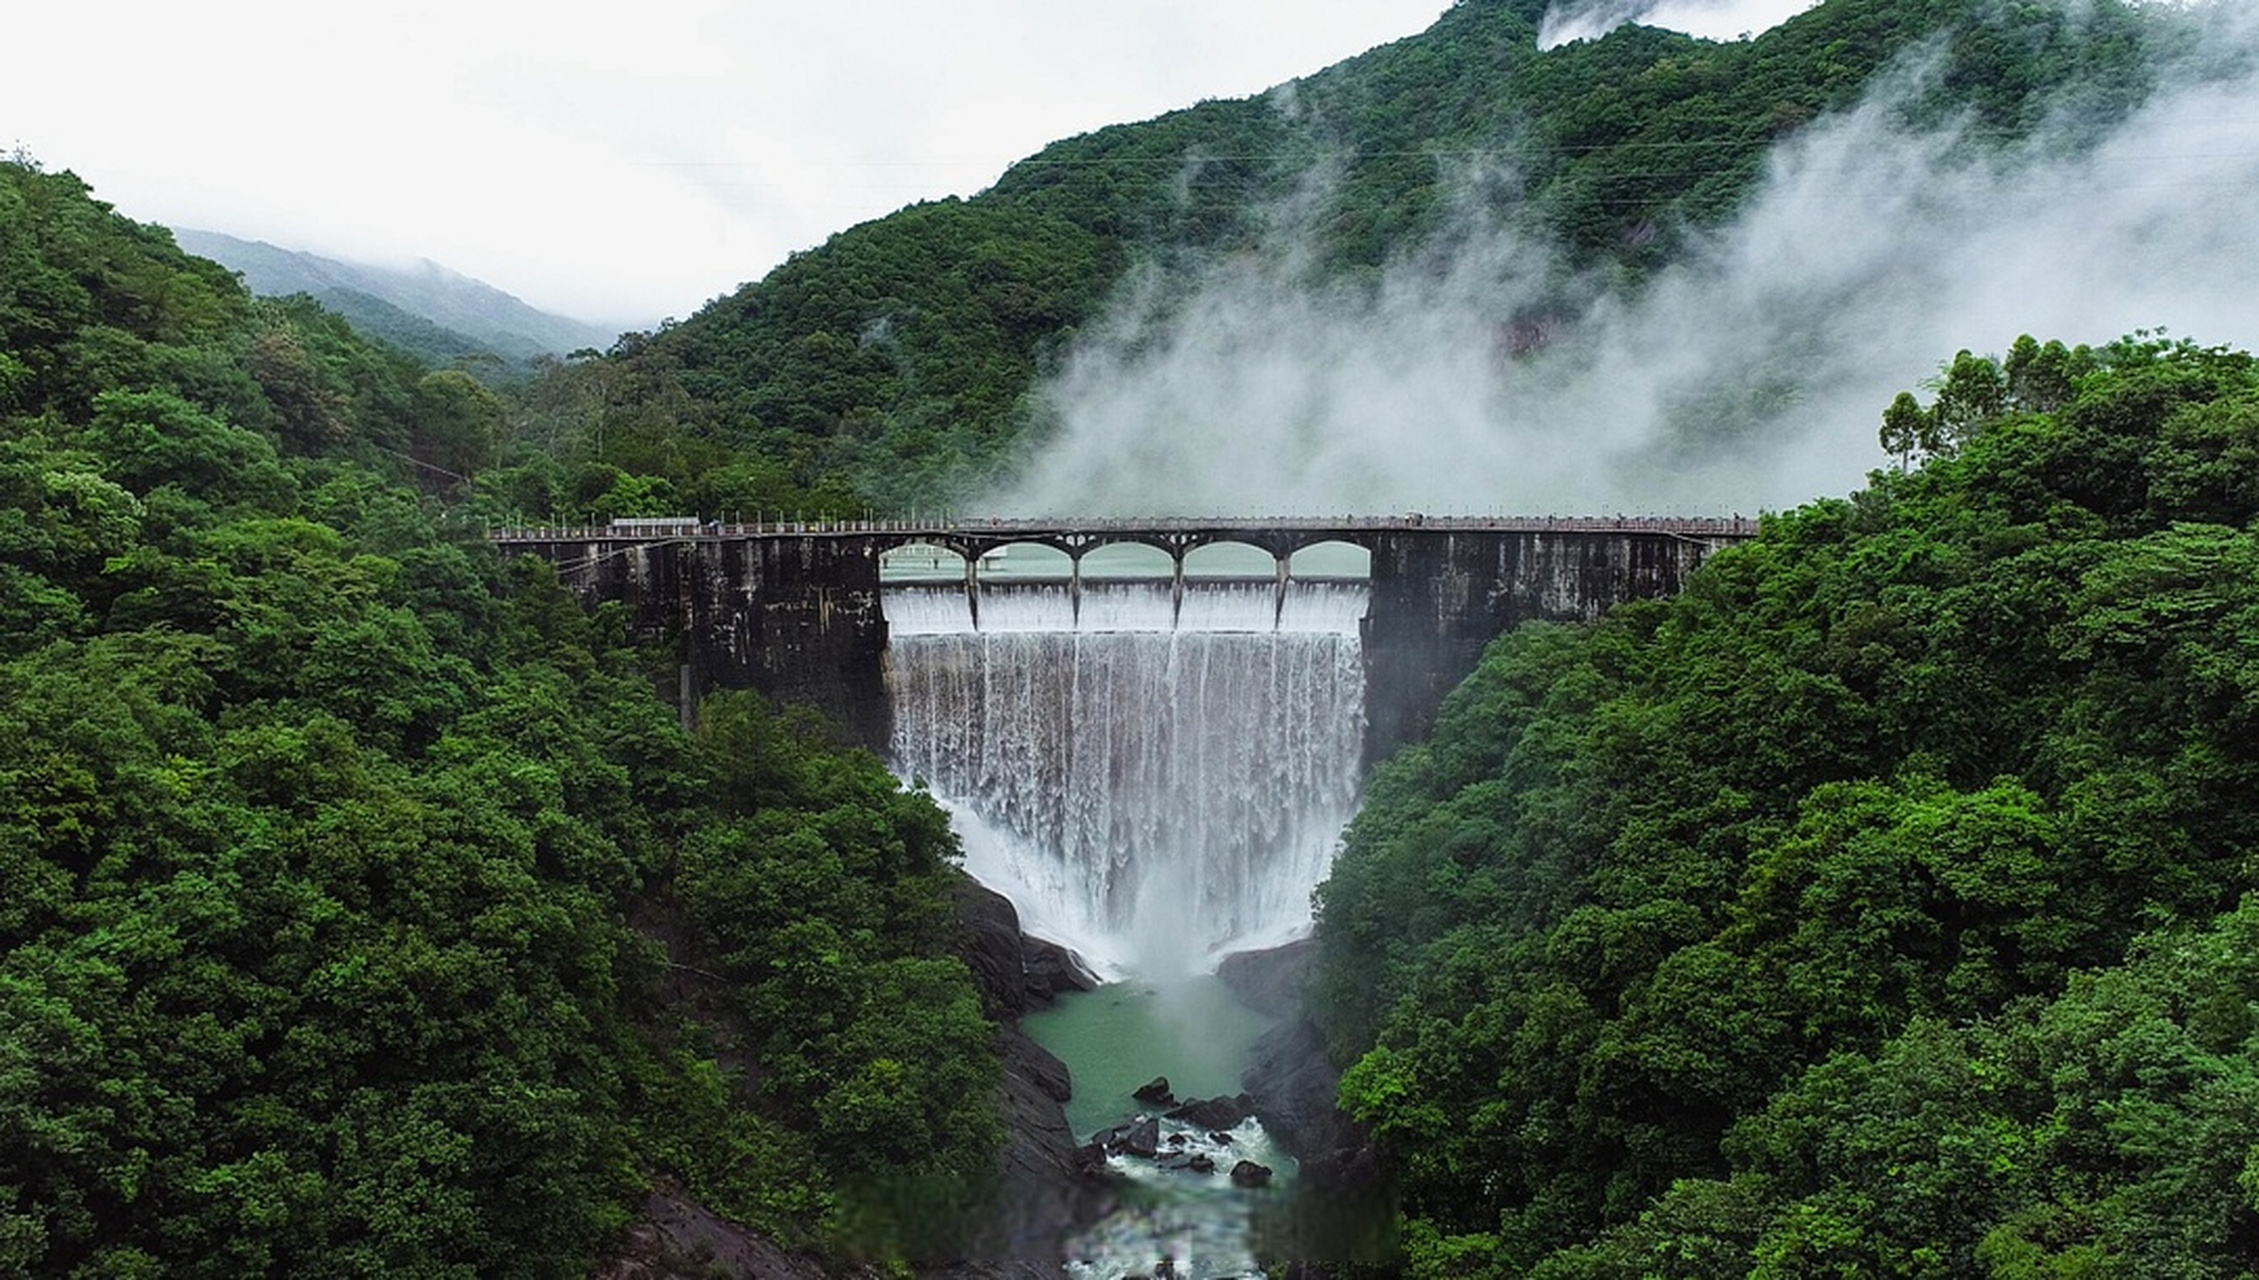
<box><xmin>1</xmin><ymin>154</ymin><xmax>1002</xmax><ymax>1274</ymax></box>
<box><xmin>1313</xmin><ymin>332</ymin><xmax>2259</xmax><ymax>1274</ymax></box>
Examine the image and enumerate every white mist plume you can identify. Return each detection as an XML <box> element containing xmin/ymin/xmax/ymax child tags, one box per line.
<box><xmin>996</xmin><ymin>10</ymin><xmax>2259</xmax><ymax>519</ymax></box>
<box><xmin>1538</xmin><ymin>0</ymin><xmax>1818</xmax><ymax>49</ymax></box>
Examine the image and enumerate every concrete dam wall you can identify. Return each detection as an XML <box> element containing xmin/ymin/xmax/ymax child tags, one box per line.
<box><xmin>495</xmin><ymin>517</ymin><xmax>1753</xmax><ymax>763</ymax></box>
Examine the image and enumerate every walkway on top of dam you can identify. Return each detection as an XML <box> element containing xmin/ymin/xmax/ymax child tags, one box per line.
<box><xmin>491</xmin><ymin>513</ymin><xmax>1761</xmax><ymax>560</ymax></box>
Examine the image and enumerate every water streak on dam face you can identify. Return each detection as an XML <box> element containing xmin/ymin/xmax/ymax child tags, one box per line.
<box><xmin>884</xmin><ymin>579</ymin><xmax>1368</xmax><ymax>974</ymax></box>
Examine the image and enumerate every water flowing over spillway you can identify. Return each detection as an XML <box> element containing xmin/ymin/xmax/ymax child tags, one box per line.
<box><xmin>885</xmin><ymin>578</ymin><xmax>1368</xmax><ymax>974</ymax></box>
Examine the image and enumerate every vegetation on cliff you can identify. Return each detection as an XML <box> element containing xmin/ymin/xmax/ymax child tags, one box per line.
<box><xmin>1313</xmin><ymin>330</ymin><xmax>2259</xmax><ymax>1274</ymax></box>
<box><xmin>0</xmin><ymin>156</ymin><xmax>1000</xmax><ymax>1275</ymax></box>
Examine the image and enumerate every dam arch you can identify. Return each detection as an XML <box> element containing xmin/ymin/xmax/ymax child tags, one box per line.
<box><xmin>1289</xmin><ymin>540</ymin><xmax>1372</xmax><ymax>580</ymax></box>
<box><xmin>1182</xmin><ymin>540</ymin><xmax>1278</xmax><ymax>580</ymax></box>
<box><xmin>1076</xmin><ymin>542</ymin><xmax>1175</xmax><ymax>579</ymax></box>
<box><xmin>879</xmin><ymin>541</ymin><xmax>966</xmax><ymax>581</ymax></box>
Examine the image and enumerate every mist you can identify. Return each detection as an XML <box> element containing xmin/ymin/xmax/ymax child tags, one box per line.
<box><xmin>1538</xmin><ymin>0</ymin><xmax>1819</xmax><ymax>49</ymax></box>
<box><xmin>994</xmin><ymin>10</ymin><xmax>2259</xmax><ymax>519</ymax></box>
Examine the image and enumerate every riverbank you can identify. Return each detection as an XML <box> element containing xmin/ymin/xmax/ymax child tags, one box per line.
<box><xmin>1218</xmin><ymin>940</ymin><xmax>1397</xmax><ymax>1267</ymax></box>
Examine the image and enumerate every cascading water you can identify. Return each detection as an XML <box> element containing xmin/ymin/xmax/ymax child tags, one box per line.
<box><xmin>884</xmin><ymin>577</ymin><xmax>1368</xmax><ymax>975</ymax></box>
<box><xmin>885</xmin><ymin>564</ymin><xmax>1370</xmax><ymax>1277</ymax></box>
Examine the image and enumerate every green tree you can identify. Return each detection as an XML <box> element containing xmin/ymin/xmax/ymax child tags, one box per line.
<box><xmin>409</xmin><ymin>369</ymin><xmax>503</xmax><ymax>491</ymax></box>
<box><xmin>1929</xmin><ymin>349</ymin><xmax>2010</xmax><ymax>450</ymax></box>
<box><xmin>1879</xmin><ymin>390</ymin><xmax>1932</xmax><ymax>471</ymax></box>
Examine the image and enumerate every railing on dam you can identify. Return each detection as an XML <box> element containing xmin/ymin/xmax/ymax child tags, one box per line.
<box><xmin>491</xmin><ymin>513</ymin><xmax>1760</xmax><ymax>543</ymax></box>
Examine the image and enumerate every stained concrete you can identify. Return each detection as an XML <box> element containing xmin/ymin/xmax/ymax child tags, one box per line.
<box><xmin>500</xmin><ymin>520</ymin><xmax>1744</xmax><ymax>760</ymax></box>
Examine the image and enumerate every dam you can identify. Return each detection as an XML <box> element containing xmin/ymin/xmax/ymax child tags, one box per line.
<box><xmin>490</xmin><ymin>514</ymin><xmax>1755</xmax><ymax>764</ymax></box>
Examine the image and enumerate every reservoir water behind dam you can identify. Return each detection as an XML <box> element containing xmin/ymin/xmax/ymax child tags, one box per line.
<box><xmin>882</xmin><ymin>542</ymin><xmax>1370</xmax><ymax>1277</ymax></box>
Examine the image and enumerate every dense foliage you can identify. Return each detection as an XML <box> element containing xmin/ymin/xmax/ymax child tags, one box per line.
<box><xmin>506</xmin><ymin>0</ymin><xmax>2198</xmax><ymax>512</ymax></box>
<box><xmin>1313</xmin><ymin>332</ymin><xmax>2259</xmax><ymax>1275</ymax></box>
<box><xmin>1</xmin><ymin>156</ymin><xmax>1001</xmax><ymax>1274</ymax></box>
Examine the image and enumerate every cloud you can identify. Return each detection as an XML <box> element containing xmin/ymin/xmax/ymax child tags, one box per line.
<box><xmin>1539</xmin><ymin>0</ymin><xmax>1819</xmax><ymax>48</ymax></box>
<box><xmin>2</xmin><ymin>1</ymin><xmax>1455</xmax><ymax>327</ymax></box>
<box><xmin>994</xmin><ymin>10</ymin><xmax>2259</xmax><ymax>519</ymax></box>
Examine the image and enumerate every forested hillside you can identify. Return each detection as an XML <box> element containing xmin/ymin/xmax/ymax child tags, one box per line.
<box><xmin>10</xmin><ymin>0</ymin><xmax>2258</xmax><ymax>1272</ymax></box>
<box><xmin>1313</xmin><ymin>332</ymin><xmax>2259</xmax><ymax>1274</ymax></box>
<box><xmin>0</xmin><ymin>156</ymin><xmax>1001</xmax><ymax>1274</ymax></box>
<box><xmin>506</xmin><ymin>0</ymin><xmax>2195</xmax><ymax>516</ymax></box>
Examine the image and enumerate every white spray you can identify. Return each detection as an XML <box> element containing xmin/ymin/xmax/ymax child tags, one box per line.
<box><xmin>886</xmin><ymin>579</ymin><xmax>1367</xmax><ymax>977</ymax></box>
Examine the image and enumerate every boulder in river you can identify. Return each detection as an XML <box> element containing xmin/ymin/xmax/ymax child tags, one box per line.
<box><xmin>1025</xmin><ymin>934</ymin><xmax>1103</xmax><ymax>1004</ymax></box>
<box><xmin>1229</xmin><ymin>1160</ymin><xmax>1273</xmax><ymax>1188</ymax></box>
<box><xmin>1164</xmin><ymin>1092</ymin><xmax>1254</xmax><ymax>1130</ymax></box>
<box><xmin>1096</xmin><ymin>1114</ymin><xmax>1162</xmax><ymax>1160</ymax></box>
<box><xmin>1156</xmin><ymin>1148</ymin><xmax>1219</xmax><ymax>1176</ymax></box>
<box><xmin>1214</xmin><ymin>937</ymin><xmax>1316</xmax><ymax>1018</ymax></box>
<box><xmin>1132</xmin><ymin>1076</ymin><xmax>1176</xmax><ymax>1106</ymax></box>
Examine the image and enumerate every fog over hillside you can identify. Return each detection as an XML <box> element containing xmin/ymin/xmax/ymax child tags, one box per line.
<box><xmin>1000</xmin><ymin>9</ymin><xmax>2259</xmax><ymax>518</ymax></box>
<box><xmin>173</xmin><ymin>228</ymin><xmax>621</xmax><ymax>361</ymax></box>
<box><xmin>1539</xmin><ymin>0</ymin><xmax>1822</xmax><ymax>49</ymax></box>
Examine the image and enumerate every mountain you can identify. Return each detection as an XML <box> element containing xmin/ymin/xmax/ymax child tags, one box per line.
<box><xmin>504</xmin><ymin>0</ymin><xmax>2226</xmax><ymax>520</ymax></box>
<box><xmin>173</xmin><ymin>227</ymin><xmax>620</xmax><ymax>372</ymax></box>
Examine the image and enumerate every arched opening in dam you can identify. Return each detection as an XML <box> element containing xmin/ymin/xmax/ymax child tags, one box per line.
<box><xmin>877</xmin><ymin>539</ymin><xmax>969</xmax><ymax>581</ymax></box>
<box><xmin>1287</xmin><ymin>539</ymin><xmax>1372</xmax><ymax>581</ymax></box>
<box><xmin>1180</xmin><ymin>540</ymin><xmax>1274</xmax><ymax>578</ymax></box>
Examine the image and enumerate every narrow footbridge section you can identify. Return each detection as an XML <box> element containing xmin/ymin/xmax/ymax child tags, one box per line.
<box><xmin>492</xmin><ymin>515</ymin><xmax>1757</xmax><ymax>761</ymax></box>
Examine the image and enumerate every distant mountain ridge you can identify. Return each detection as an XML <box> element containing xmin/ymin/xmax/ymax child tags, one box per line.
<box><xmin>172</xmin><ymin>228</ymin><xmax>619</xmax><ymax>368</ymax></box>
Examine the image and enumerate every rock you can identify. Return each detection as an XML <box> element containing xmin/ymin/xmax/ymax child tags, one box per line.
<box><xmin>1097</xmin><ymin>1114</ymin><xmax>1161</xmax><ymax>1160</ymax></box>
<box><xmin>1242</xmin><ymin>1016</ymin><xmax>1367</xmax><ymax>1177</ymax></box>
<box><xmin>953</xmin><ymin>878</ymin><xmax>1035</xmax><ymax>1020</ymax></box>
<box><xmin>1024</xmin><ymin>934</ymin><xmax>1102</xmax><ymax>1004</ymax></box>
<box><xmin>1187</xmin><ymin>1153</ymin><xmax>1216</xmax><ymax>1174</ymax></box>
<box><xmin>1240</xmin><ymin>1016</ymin><xmax>1398</xmax><ymax>1263</ymax></box>
<box><xmin>1132</xmin><ymin>1076</ymin><xmax>1175</xmax><ymax>1106</ymax></box>
<box><xmin>945</xmin><ymin>878</ymin><xmax>1118</xmax><ymax>1267</ymax></box>
<box><xmin>594</xmin><ymin>1175</ymin><xmax>833</xmax><ymax>1279</ymax></box>
<box><xmin>1219</xmin><ymin>938</ymin><xmax>1388</xmax><ymax>1190</ymax></box>
<box><xmin>1121</xmin><ymin>1115</ymin><xmax>1161</xmax><ymax>1159</ymax></box>
<box><xmin>1229</xmin><ymin>1160</ymin><xmax>1274</xmax><ymax>1188</ymax></box>
<box><xmin>1005</xmin><ymin>1027</ymin><xmax>1071</xmax><ymax>1106</ymax></box>
<box><xmin>952</xmin><ymin>877</ymin><xmax>1099</xmax><ymax>1017</ymax></box>
<box><xmin>1163</xmin><ymin>1092</ymin><xmax>1253</xmax><ymax>1130</ymax></box>
<box><xmin>984</xmin><ymin>1027</ymin><xmax>1118</xmax><ymax>1262</ymax></box>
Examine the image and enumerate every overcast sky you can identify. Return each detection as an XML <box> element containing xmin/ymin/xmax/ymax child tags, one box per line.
<box><xmin>6</xmin><ymin>0</ymin><xmax>1813</xmax><ymax>329</ymax></box>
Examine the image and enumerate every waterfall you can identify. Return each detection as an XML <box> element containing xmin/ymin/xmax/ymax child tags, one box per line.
<box><xmin>885</xmin><ymin>578</ymin><xmax>1368</xmax><ymax>975</ymax></box>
